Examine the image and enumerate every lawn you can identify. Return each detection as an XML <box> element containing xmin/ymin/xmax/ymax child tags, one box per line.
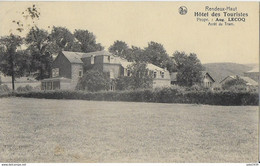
<box><xmin>0</xmin><ymin>97</ymin><xmax>258</xmax><ymax>162</ymax></box>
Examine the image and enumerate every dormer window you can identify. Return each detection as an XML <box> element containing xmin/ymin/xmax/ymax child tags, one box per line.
<box><xmin>127</xmin><ymin>69</ymin><xmax>131</xmax><ymax>77</ymax></box>
<box><xmin>154</xmin><ymin>72</ymin><xmax>157</xmax><ymax>78</ymax></box>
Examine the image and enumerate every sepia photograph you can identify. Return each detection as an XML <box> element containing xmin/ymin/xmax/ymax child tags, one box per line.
<box><xmin>0</xmin><ymin>1</ymin><xmax>259</xmax><ymax>164</ymax></box>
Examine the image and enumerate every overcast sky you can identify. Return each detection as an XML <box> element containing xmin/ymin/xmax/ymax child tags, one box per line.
<box><xmin>0</xmin><ymin>1</ymin><xmax>258</xmax><ymax>64</ymax></box>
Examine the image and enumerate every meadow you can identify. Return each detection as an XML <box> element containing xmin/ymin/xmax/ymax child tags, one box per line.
<box><xmin>0</xmin><ymin>97</ymin><xmax>258</xmax><ymax>162</ymax></box>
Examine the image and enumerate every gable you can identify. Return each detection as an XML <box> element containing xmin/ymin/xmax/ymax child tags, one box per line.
<box><xmin>204</xmin><ymin>73</ymin><xmax>215</xmax><ymax>82</ymax></box>
<box><xmin>202</xmin><ymin>71</ymin><xmax>215</xmax><ymax>82</ymax></box>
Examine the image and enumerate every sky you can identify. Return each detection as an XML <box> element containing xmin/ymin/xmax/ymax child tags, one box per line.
<box><xmin>0</xmin><ymin>1</ymin><xmax>258</xmax><ymax>64</ymax></box>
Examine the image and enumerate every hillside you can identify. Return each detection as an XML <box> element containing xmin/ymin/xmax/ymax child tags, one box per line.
<box><xmin>203</xmin><ymin>63</ymin><xmax>257</xmax><ymax>83</ymax></box>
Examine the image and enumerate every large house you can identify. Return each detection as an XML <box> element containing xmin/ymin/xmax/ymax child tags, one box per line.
<box><xmin>170</xmin><ymin>71</ymin><xmax>215</xmax><ymax>88</ymax></box>
<box><xmin>41</xmin><ymin>50</ymin><xmax>170</xmax><ymax>90</ymax></box>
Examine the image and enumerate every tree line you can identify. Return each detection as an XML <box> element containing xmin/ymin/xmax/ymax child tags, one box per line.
<box><xmin>0</xmin><ymin>4</ymin><xmax>205</xmax><ymax>91</ymax></box>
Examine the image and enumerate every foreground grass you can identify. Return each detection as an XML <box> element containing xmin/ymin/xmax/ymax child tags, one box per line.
<box><xmin>0</xmin><ymin>97</ymin><xmax>258</xmax><ymax>162</ymax></box>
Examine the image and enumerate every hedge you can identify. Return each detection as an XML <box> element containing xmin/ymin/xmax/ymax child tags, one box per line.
<box><xmin>9</xmin><ymin>88</ymin><xmax>259</xmax><ymax>106</ymax></box>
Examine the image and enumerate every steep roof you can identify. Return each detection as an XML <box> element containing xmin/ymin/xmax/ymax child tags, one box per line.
<box><xmin>201</xmin><ymin>71</ymin><xmax>215</xmax><ymax>82</ymax></box>
<box><xmin>62</xmin><ymin>51</ymin><xmax>84</xmax><ymax>64</ymax></box>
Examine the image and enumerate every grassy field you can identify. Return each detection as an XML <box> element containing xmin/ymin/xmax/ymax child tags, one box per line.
<box><xmin>0</xmin><ymin>97</ymin><xmax>258</xmax><ymax>162</ymax></box>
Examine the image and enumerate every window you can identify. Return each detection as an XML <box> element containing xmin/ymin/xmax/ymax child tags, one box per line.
<box><xmin>53</xmin><ymin>81</ymin><xmax>60</xmax><ymax>90</ymax></box>
<box><xmin>79</xmin><ymin>70</ymin><xmax>82</xmax><ymax>77</ymax></box>
<box><xmin>127</xmin><ymin>69</ymin><xmax>131</xmax><ymax>77</ymax></box>
<box><xmin>153</xmin><ymin>72</ymin><xmax>157</xmax><ymax>78</ymax></box>
<box><xmin>41</xmin><ymin>82</ymin><xmax>46</xmax><ymax>90</ymax></box>
<box><xmin>91</xmin><ymin>55</ymin><xmax>94</xmax><ymax>64</ymax></box>
<box><xmin>110</xmin><ymin>85</ymin><xmax>115</xmax><ymax>91</ymax></box>
<box><xmin>161</xmin><ymin>72</ymin><xmax>164</xmax><ymax>78</ymax></box>
<box><xmin>108</xmin><ymin>56</ymin><xmax>110</xmax><ymax>62</ymax></box>
<box><xmin>52</xmin><ymin>68</ymin><xmax>59</xmax><ymax>77</ymax></box>
<box><xmin>46</xmin><ymin>82</ymin><xmax>52</xmax><ymax>90</ymax></box>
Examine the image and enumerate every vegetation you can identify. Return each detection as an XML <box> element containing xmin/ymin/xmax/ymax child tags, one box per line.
<box><xmin>115</xmin><ymin>63</ymin><xmax>153</xmax><ymax>90</ymax></box>
<box><xmin>10</xmin><ymin>87</ymin><xmax>258</xmax><ymax>106</ymax></box>
<box><xmin>76</xmin><ymin>70</ymin><xmax>110</xmax><ymax>92</ymax></box>
<box><xmin>172</xmin><ymin>51</ymin><xmax>204</xmax><ymax>87</ymax></box>
<box><xmin>109</xmin><ymin>41</ymin><xmax>175</xmax><ymax>72</ymax></box>
<box><xmin>0</xmin><ymin>84</ymin><xmax>10</xmax><ymax>93</ymax></box>
<box><xmin>222</xmin><ymin>77</ymin><xmax>247</xmax><ymax>90</ymax></box>
<box><xmin>25</xmin><ymin>27</ymin><xmax>54</xmax><ymax>80</ymax></box>
<box><xmin>0</xmin><ymin>34</ymin><xmax>25</xmax><ymax>90</ymax></box>
<box><xmin>16</xmin><ymin>85</ymin><xmax>33</xmax><ymax>92</ymax></box>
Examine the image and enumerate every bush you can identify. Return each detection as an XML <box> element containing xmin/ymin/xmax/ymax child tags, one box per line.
<box><xmin>0</xmin><ymin>84</ymin><xmax>10</xmax><ymax>93</ymax></box>
<box><xmin>10</xmin><ymin>87</ymin><xmax>259</xmax><ymax>106</ymax></box>
<box><xmin>76</xmin><ymin>70</ymin><xmax>110</xmax><ymax>92</ymax></box>
<box><xmin>16</xmin><ymin>85</ymin><xmax>33</xmax><ymax>92</ymax></box>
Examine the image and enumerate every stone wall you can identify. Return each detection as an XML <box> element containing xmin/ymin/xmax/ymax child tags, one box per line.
<box><xmin>71</xmin><ymin>64</ymin><xmax>83</xmax><ymax>90</ymax></box>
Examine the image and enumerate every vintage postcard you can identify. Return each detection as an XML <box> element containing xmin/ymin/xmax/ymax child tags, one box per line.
<box><xmin>0</xmin><ymin>1</ymin><xmax>259</xmax><ymax>164</ymax></box>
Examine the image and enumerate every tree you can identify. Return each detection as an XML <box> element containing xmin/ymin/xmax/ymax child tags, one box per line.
<box><xmin>76</xmin><ymin>70</ymin><xmax>110</xmax><ymax>92</ymax></box>
<box><xmin>115</xmin><ymin>63</ymin><xmax>153</xmax><ymax>90</ymax></box>
<box><xmin>172</xmin><ymin>51</ymin><xmax>204</xmax><ymax>87</ymax></box>
<box><xmin>143</xmin><ymin>41</ymin><xmax>175</xmax><ymax>72</ymax></box>
<box><xmin>25</xmin><ymin>27</ymin><xmax>54</xmax><ymax>80</ymax></box>
<box><xmin>129</xmin><ymin>46</ymin><xmax>145</xmax><ymax>62</ymax></box>
<box><xmin>74</xmin><ymin>29</ymin><xmax>103</xmax><ymax>53</ymax></box>
<box><xmin>50</xmin><ymin>26</ymin><xmax>81</xmax><ymax>53</ymax></box>
<box><xmin>109</xmin><ymin>40</ymin><xmax>131</xmax><ymax>60</ymax></box>
<box><xmin>222</xmin><ymin>76</ymin><xmax>247</xmax><ymax>90</ymax></box>
<box><xmin>0</xmin><ymin>34</ymin><xmax>25</xmax><ymax>90</ymax></box>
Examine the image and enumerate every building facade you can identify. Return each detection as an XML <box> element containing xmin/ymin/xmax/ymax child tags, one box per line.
<box><xmin>41</xmin><ymin>50</ymin><xmax>170</xmax><ymax>90</ymax></box>
<box><xmin>170</xmin><ymin>71</ymin><xmax>215</xmax><ymax>88</ymax></box>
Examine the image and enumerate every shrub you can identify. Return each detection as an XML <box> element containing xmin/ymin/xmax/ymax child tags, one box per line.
<box><xmin>16</xmin><ymin>85</ymin><xmax>33</xmax><ymax>92</ymax></box>
<box><xmin>76</xmin><ymin>70</ymin><xmax>110</xmax><ymax>92</ymax></box>
<box><xmin>10</xmin><ymin>88</ymin><xmax>259</xmax><ymax>106</ymax></box>
<box><xmin>0</xmin><ymin>84</ymin><xmax>10</xmax><ymax>93</ymax></box>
